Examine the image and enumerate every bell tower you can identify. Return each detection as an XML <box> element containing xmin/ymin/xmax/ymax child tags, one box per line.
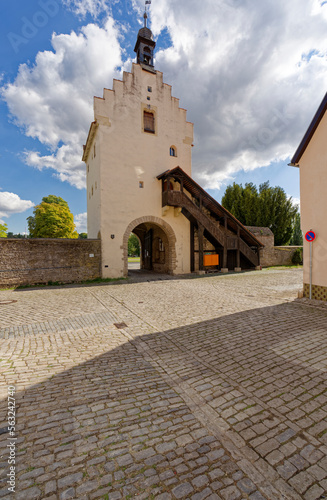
<box><xmin>83</xmin><ymin>2</ymin><xmax>194</xmax><ymax>278</ymax></box>
<box><xmin>134</xmin><ymin>4</ymin><xmax>156</xmax><ymax>69</ymax></box>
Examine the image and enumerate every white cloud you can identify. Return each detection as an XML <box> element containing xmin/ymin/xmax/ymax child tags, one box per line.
<box><xmin>2</xmin><ymin>16</ymin><xmax>122</xmax><ymax>189</ymax></box>
<box><xmin>288</xmin><ymin>195</ymin><xmax>300</xmax><ymax>208</ymax></box>
<box><xmin>0</xmin><ymin>192</ymin><xmax>34</xmax><ymax>222</ymax></box>
<box><xmin>62</xmin><ymin>0</ymin><xmax>110</xmax><ymax>18</ymax></box>
<box><xmin>143</xmin><ymin>0</ymin><xmax>327</xmax><ymax>188</ymax></box>
<box><xmin>3</xmin><ymin>0</ymin><xmax>327</xmax><ymax>193</ymax></box>
<box><xmin>74</xmin><ymin>211</ymin><xmax>87</xmax><ymax>232</ymax></box>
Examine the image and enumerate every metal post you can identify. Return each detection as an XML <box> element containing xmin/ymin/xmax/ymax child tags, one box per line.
<box><xmin>309</xmin><ymin>241</ymin><xmax>312</xmax><ymax>300</ymax></box>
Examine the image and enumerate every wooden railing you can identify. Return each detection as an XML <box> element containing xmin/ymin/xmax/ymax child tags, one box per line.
<box><xmin>163</xmin><ymin>189</ymin><xmax>259</xmax><ymax>267</ymax></box>
<box><xmin>165</xmin><ymin>191</ymin><xmax>226</xmax><ymax>247</ymax></box>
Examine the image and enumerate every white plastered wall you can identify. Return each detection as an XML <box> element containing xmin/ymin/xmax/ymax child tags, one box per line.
<box><xmin>299</xmin><ymin>115</ymin><xmax>327</xmax><ymax>288</ymax></box>
<box><xmin>85</xmin><ymin>63</ymin><xmax>194</xmax><ymax>278</ymax></box>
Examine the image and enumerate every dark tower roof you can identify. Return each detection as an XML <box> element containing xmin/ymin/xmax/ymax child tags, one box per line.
<box><xmin>137</xmin><ymin>26</ymin><xmax>153</xmax><ymax>40</ymax></box>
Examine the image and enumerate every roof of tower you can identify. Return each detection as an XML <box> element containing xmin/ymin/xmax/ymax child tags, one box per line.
<box><xmin>137</xmin><ymin>26</ymin><xmax>153</xmax><ymax>40</ymax></box>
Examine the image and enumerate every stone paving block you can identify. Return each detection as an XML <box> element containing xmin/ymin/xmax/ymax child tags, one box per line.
<box><xmin>220</xmin><ymin>485</ymin><xmax>242</xmax><ymax>499</ymax></box>
<box><xmin>2</xmin><ymin>269</ymin><xmax>327</xmax><ymax>499</ymax></box>
<box><xmin>288</xmin><ymin>470</ymin><xmax>315</xmax><ymax>494</ymax></box>
<box><xmin>172</xmin><ymin>482</ymin><xmax>194</xmax><ymax>498</ymax></box>
<box><xmin>303</xmin><ymin>484</ymin><xmax>325</xmax><ymax>500</ymax></box>
<box><xmin>276</xmin><ymin>460</ymin><xmax>297</xmax><ymax>480</ymax></box>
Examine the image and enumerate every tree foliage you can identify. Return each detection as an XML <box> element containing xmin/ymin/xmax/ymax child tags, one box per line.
<box><xmin>0</xmin><ymin>223</ymin><xmax>8</xmax><ymax>237</ymax></box>
<box><xmin>27</xmin><ymin>195</ymin><xmax>78</xmax><ymax>238</ymax></box>
<box><xmin>128</xmin><ymin>233</ymin><xmax>140</xmax><ymax>256</ymax></box>
<box><xmin>7</xmin><ymin>232</ymin><xmax>27</xmax><ymax>238</ymax></box>
<box><xmin>290</xmin><ymin>212</ymin><xmax>303</xmax><ymax>245</ymax></box>
<box><xmin>292</xmin><ymin>248</ymin><xmax>303</xmax><ymax>265</ymax></box>
<box><xmin>222</xmin><ymin>182</ymin><xmax>298</xmax><ymax>245</ymax></box>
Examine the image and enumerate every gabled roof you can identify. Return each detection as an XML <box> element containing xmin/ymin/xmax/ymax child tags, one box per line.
<box><xmin>290</xmin><ymin>92</ymin><xmax>327</xmax><ymax>166</ymax></box>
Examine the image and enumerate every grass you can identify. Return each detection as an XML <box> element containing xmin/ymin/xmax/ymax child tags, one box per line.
<box><xmin>264</xmin><ymin>264</ymin><xmax>303</xmax><ymax>270</ymax></box>
<box><xmin>12</xmin><ymin>276</ymin><xmax>126</xmax><ymax>290</ymax></box>
<box><xmin>128</xmin><ymin>256</ymin><xmax>140</xmax><ymax>263</ymax></box>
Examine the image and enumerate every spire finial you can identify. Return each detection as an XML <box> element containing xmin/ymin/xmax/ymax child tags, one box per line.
<box><xmin>144</xmin><ymin>0</ymin><xmax>151</xmax><ymax>27</ymax></box>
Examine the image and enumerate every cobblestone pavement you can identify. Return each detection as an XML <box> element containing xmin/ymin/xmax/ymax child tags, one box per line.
<box><xmin>1</xmin><ymin>268</ymin><xmax>327</xmax><ymax>500</ymax></box>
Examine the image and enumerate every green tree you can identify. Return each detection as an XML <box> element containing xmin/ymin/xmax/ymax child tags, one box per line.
<box><xmin>222</xmin><ymin>181</ymin><xmax>297</xmax><ymax>245</ymax></box>
<box><xmin>27</xmin><ymin>195</ymin><xmax>78</xmax><ymax>238</ymax></box>
<box><xmin>128</xmin><ymin>233</ymin><xmax>140</xmax><ymax>256</ymax></box>
<box><xmin>7</xmin><ymin>232</ymin><xmax>26</xmax><ymax>238</ymax></box>
<box><xmin>290</xmin><ymin>212</ymin><xmax>303</xmax><ymax>245</ymax></box>
<box><xmin>78</xmin><ymin>232</ymin><xmax>88</xmax><ymax>239</ymax></box>
<box><xmin>0</xmin><ymin>223</ymin><xmax>8</xmax><ymax>237</ymax></box>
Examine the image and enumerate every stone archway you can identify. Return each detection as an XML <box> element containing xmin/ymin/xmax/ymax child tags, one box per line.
<box><xmin>122</xmin><ymin>216</ymin><xmax>177</xmax><ymax>277</ymax></box>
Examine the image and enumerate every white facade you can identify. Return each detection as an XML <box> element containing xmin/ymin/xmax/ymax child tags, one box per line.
<box><xmin>83</xmin><ymin>63</ymin><xmax>194</xmax><ymax>278</ymax></box>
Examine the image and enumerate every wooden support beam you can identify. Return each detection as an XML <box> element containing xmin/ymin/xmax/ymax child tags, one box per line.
<box><xmin>223</xmin><ymin>217</ymin><xmax>228</xmax><ymax>269</ymax></box>
<box><xmin>236</xmin><ymin>226</ymin><xmax>241</xmax><ymax>269</ymax></box>
<box><xmin>198</xmin><ymin>223</ymin><xmax>204</xmax><ymax>271</ymax></box>
<box><xmin>190</xmin><ymin>222</ymin><xmax>195</xmax><ymax>272</ymax></box>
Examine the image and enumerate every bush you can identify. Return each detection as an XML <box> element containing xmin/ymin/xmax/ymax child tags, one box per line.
<box><xmin>292</xmin><ymin>248</ymin><xmax>303</xmax><ymax>265</ymax></box>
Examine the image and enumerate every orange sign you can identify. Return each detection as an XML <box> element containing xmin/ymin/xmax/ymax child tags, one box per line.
<box><xmin>203</xmin><ymin>254</ymin><xmax>219</xmax><ymax>266</ymax></box>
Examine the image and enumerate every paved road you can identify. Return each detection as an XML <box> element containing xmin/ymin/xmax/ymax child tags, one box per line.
<box><xmin>1</xmin><ymin>268</ymin><xmax>327</xmax><ymax>500</ymax></box>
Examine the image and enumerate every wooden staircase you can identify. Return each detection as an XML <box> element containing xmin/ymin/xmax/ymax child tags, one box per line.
<box><xmin>158</xmin><ymin>167</ymin><xmax>262</xmax><ymax>270</ymax></box>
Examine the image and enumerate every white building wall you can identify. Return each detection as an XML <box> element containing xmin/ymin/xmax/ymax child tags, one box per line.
<box><xmin>299</xmin><ymin>115</ymin><xmax>327</xmax><ymax>294</ymax></box>
<box><xmin>84</xmin><ymin>63</ymin><xmax>194</xmax><ymax>278</ymax></box>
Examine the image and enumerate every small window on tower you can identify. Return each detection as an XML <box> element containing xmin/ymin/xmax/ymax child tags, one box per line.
<box><xmin>148</xmin><ymin>86</ymin><xmax>152</xmax><ymax>92</ymax></box>
<box><xmin>139</xmin><ymin>181</ymin><xmax>144</xmax><ymax>188</ymax></box>
<box><xmin>170</xmin><ymin>146</ymin><xmax>177</xmax><ymax>157</ymax></box>
<box><xmin>144</xmin><ymin>111</ymin><xmax>155</xmax><ymax>133</ymax></box>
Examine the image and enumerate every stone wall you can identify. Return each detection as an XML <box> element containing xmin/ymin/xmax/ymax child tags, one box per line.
<box><xmin>245</xmin><ymin>227</ymin><xmax>302</xmax><ymax>268</ymax></box>
<box><xmin>0</xmin><ymin>239</ymin><xmax>101</xmax><ymax>286</ymax></box>
<box><xmin>261</xmin><ymin>246</ymin><xmax>301</xmax><ymax>267</ymax></box>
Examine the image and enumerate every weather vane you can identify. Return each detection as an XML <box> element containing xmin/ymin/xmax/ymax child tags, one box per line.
<box><xmin>144</xmin><ymin>0</ymin><xmax>151</xmax><ymax>27</ymax></box>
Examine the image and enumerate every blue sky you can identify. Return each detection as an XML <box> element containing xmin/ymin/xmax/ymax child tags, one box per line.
<box><xmin>1</xmin><ymin>0</ymin><xmax>327</xmax><ymax>234</ymax></box>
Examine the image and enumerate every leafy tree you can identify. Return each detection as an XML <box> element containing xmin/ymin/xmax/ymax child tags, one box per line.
<box><xmin>222</xmin><ymin>181</ymin><xmax>297</xmax><ymax>245</ymax></box>
<box><xmin>7</xmin><ymin>232</ymin><xmax>27</xmax><ymax>238</ymax></box>
<box><xmin>27</xmin><ymin>195</ymin><xmax>78</xmax><ymax>238</ymax></box>
<box><xmin>128</xmin><ymin>233</ymin><xmax>140</xmax><ymax>256</ymax></box>
<box><xmin>0</xmin><ymin>223</ymin><xmax>8</xmax><ymax>237</ymax></box>
<box><xmin>292</xmin><ymin>248</ymin><xmax>303</xmax><ymax>265</ymax></box>
<box><xmin>78</xmin><ymin>232</ymin><xmax>88</xmax><ymax>239</ymax></box>
<box><xmin>290</xmin><ymin>213</ymin><xmax>303</xmax><ymax>245</ymax></box>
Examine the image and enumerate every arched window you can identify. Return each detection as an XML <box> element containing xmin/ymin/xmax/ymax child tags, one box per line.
<box><xmin>143</xmin><ymin>46</ymin><xmax>151</xmax><ymax>65</ymax></box>
<box><xmin>144</xmin><ymin>111</ymin><xmax>155</xmax><ymax>133</ymax></box>
<box><xmin>170</xmin><ymin>146</ymin><xmax>177</xmax><ymax>157</ymax></box>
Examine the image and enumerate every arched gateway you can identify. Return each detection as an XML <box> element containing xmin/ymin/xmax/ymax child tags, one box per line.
<box><xmin>82</xmin><ymin>9</ymin><xmax>263</xmax><ymax>278</ymax></box>
<box><xmin>123</xmin><ymin>216</ymin><xmax>177</xmax><ymax>277</ymax></box>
